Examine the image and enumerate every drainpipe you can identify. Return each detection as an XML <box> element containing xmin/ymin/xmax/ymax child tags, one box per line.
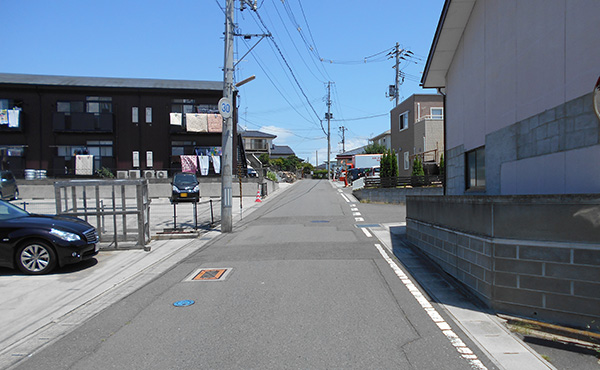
<box><xmin>437</xmin><ymin>88</ymin><xmax>446</xmax><ymax>196</ymax></box>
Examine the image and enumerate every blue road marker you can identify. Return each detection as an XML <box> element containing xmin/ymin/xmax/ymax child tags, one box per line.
<box><xmin>173</xmin><ymin>300</ymin><xmax>195</xmax><ymax>307</ymax></box>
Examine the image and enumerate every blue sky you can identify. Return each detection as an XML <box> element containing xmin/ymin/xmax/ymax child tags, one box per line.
<box><xmin>3</xmin><ymin>0</ymin><xmax>444</xmax><ymax>166</ymax></box>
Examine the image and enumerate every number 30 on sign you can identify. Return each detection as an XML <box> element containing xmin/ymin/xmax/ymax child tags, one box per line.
<box><xmin>219</xmin><ymin>98</ymin><xmax>232</xmax><ymax>118</ymax></box>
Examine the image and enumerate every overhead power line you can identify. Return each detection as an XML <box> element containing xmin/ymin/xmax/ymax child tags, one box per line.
<box><xmin>331</xmin><ymin>113</ymin><xmax>388</xmax><ymax>122</ymax></box>
<box><xmin>251</xmin><ymin>9</ymin><xmax>327</xmax><ymax>136</ymax></box>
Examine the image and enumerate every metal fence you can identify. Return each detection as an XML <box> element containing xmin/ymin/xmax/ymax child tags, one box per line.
<box><xmin>54</xmin><ymin>179</ymin><xmax>151</xmax><ymax>250</ymax></box>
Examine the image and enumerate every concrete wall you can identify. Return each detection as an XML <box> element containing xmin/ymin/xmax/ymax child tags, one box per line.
<box><xmin>406</xmin><ymin>195</ymin><xmax>600</xmax><ymax>330</ymax></box>
<box><xmin>444</xmin><ymin>0</ymin><xmax>600</xmax><ymax>195</ymax></box>
<box><xmin>353</xmin><ymin>187</ymin><xmax>443</xmax><ymax>204</ymax></box>
<box><xmin>16</xmin><ymin>178</ymin><xmax>277</xmax><ymax>200</ymax></box>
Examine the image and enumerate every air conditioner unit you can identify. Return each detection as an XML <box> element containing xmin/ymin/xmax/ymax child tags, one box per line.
<box><xmin>143</xmin><ymin>170</ymin><xmax>155</xmax><ymax>179</ymax></box>
<box><xmin>156</xmin><ymin>170</ymin><xmax>168</xmax><ymax>179</ymax></box>
<box><xmin>128</xmin><ymin>170</ymin><xmax>141</xmax><ymax>179</ymax></box>
<box><xmin>116</xmin><ymin>171</ymin><xmax>129</xmax><ymax>179</ymax></box>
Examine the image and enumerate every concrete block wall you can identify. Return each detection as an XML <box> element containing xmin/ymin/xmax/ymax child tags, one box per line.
<box><xmin>406</xmin><ymin>195</ymin><xmax>600</xmax><ymax>331</ymax></box>
<box><xmin>444</xmin><ymin>145</ymin><xmax>465</xmax><ymax>195</ymax></box>
<box><xmin>353</xmin><ymin>187</ymin><xmax>443</xmax><ymax>204</ymax></box>
<box><xmin>406</xmin><ymin>220</ymin><xmax>493</xmax><ymax>303</ymax></box>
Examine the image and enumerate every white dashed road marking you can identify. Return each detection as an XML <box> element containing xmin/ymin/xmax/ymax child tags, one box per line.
<box><xmin>361</xmin><ymin>228</ymin><xmax>372</xmax><ymax>238</ymax></box>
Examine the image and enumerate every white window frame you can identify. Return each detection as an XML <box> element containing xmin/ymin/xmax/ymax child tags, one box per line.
<box><xmin>430</xmin><ymin>107</ymin><xmax>444</xmax><ymax>120</ymax></box>
<box><xmin>132</xmin><ymin>107</ymin><xmax>139</xmax><ymax>123</ymax></box>
<box><xmin>399</xmin><ymin>111</ymin><xmax>409</xmax><ymax>131</ymax></box>
<box><xmin>145</xmin><ymin>107</ymin><xmax>152</xmax><ymax>123</ymax></box>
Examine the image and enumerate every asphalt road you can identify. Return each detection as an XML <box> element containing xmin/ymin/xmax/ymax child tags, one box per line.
<box><xmin>9</xmin><ymin>179</ymin><xmax>502</xmax><ymax>370</ymax></box>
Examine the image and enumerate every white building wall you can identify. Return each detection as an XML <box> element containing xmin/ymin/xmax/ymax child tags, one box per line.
<box><xmin>445</xmin><ymin>0</ymin><xmax>600</xmax><ymax>195</ymax></box>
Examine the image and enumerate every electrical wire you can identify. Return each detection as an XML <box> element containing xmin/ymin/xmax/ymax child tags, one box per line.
<box><xmin>251</xmin><ymin>9</ymin><xmax>327</xmax><ymax>136</ymax></box>
<box><xmin>270</xmin><ymin>1</ymin><xmax>326</xmax><ymax>83</ymax></box>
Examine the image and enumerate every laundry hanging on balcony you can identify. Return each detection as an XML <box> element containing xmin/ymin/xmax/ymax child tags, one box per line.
<box><xmin>186</xmin><ymin>113</ymin><xmax>208</xmax><ymax>132</ymax></box>
<box><xmin>180</xmin><ymin>155</ymin><xmax>197</xmax><ymax>173</ymax></box>
<box><xmin>198</xmin><ymin>155</ymin><xmax>209</xmax><ymax>176</ymax></box>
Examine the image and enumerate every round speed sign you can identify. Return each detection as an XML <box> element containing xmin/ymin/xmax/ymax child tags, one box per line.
<box><xmin>218</xmin><ymin>98</ymin><xmax>232</xmax><ymax>118</ymax></box>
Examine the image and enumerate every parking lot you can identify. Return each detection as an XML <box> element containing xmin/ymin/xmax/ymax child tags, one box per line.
<box><xmin>0</xmin><ymin>184</ymin><xmax>292</xmax><ymax>369</ymax></box>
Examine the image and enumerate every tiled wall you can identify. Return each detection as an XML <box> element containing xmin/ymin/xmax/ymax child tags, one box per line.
<box><xmin>406</xmin><ymin>195</ymin><xmax>600</xmax><ymax>330</ymax></box>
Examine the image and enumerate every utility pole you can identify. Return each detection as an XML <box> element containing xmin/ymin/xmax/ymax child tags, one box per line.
<box><xmin>221</xmin><ymin>0</ymin><xmax>235</xmax><ymax>233</ymax></box>
<box><xmin>326</xmin><ymin>82</ymin><xmax>332</xmax><ymax>180</ymax></box>
<box><xmin>221</xmin><ymin>0</ymin><xmax>259</xmax><ymax>233</ymax></box>
<box><xmin>339</xmin><ymin>126</ymin><xmax>348</xmax><ymax>153</ymax></box>
<box><xmin>394</xmin><ymin>42</ymin><xmax>400</xmax><ymax>106</ymax></box>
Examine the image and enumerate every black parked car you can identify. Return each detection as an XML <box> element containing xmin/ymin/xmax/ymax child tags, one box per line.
<box><xmin>171</xmin><ymin>172</ymin><xmax>200</xmax><ymax>202</ymax></box>
<box><xmin>0</xmin><ymin>170</ymin><xmax>19</xmax><ymax>200</ymax></box>
<box><xmin>0</xmin><ymin>200</ymin><xmax>99</xmax><ymax>274</ymax></box>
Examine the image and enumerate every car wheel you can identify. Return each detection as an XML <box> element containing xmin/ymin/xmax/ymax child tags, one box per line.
<box><xmin>12</xmin><ymin>189</ymin><xmax>19</xmax><ymax>201</ymax></box>
<box><xmin>16</xmin><ymin>241</ymin><xmax>57</xmax><ymax>275</ymax></box>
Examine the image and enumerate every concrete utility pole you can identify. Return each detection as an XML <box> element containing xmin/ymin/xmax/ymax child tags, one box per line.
<box><xmin>326</xmin><ymin>82</ymin><xmax>332</xmax><ymax>180</ymax></box>
<box><xmin>394</xmin><ymin>42</ymin><xmax>401</xmax><ymax>106</ymax></box>
<box><xmin>221</xmin><ymin>0</ymin><xmax>235</xmax><ymax>233</ymax></box>
<box><xmin>339</xmin><ymin>126</ymin><xmax>348</xmax><ymax>153</ymax></box>
<box><xmin>221</xmin><ymin>0</ymin><xmax>259</xmax><ymax>232</ymax></box>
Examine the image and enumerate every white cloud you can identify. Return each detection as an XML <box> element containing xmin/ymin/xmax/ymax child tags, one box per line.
<box><xmin>339</xmin><ymin>137</ymin><xmax>369</xmax><ymax>154</ymax></box>
<box><xmin>259</xmin><ymin>125</ymin><xmax>293</xmax><ymax>144</ymax></box>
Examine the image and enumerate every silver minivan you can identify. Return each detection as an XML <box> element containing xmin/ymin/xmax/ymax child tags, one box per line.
<box><xmin>0</xmin><ymin>170</ymin><xmax>19</xmax><ymax>200</ymax></box>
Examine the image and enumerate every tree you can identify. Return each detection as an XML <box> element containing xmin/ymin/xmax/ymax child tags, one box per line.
<box><xmin>363</xmin><ymin>143</ymin><xmax>387</xmax><ymax>154</ymax></box>
<box><xmin>300</xmin><ymin>162</ymin><xmax>314</xmax><ymax>175</ymax></box>
<box><xmin>412</xmin><ymin>156</ymin><xmax>425</xmax><ymax>176</ymax></box>
<box><xmin>380</xmin><ymin>149</ymin><xmax>391</xmax><ymax>178</ymax></box>
<box><xmin>390</xmin><ymin>150</ymin><xmax>398</xmax><ymax>177</ymax></box>
<box><xmin>258</xmin><ymin>153</ymin><xmax>270</xmax><ymax>166</ymax></box>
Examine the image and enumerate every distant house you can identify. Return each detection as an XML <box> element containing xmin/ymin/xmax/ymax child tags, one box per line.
<box><xmin>270</xmin><ymin>145</ymin><xmax>295</xmax><ymax>159</ymax></box>
<box><xmin>390</xmin><ymin>94</ymin><xmax>444</xmax><ymax>176</ymax></box>
<box><xmin>240</xmin><ymin>130</ymin><xmax>277</xmax><ymax>157</ymax></box>
<box><xmin>335</xmin><ymin>146</ymin><xmax>365</xmax><ymax>169</ymax></box>
<box><xmin>369</xmin><ymin>130</ymin><xmax>391</xmax><ymax>150</ymax></box>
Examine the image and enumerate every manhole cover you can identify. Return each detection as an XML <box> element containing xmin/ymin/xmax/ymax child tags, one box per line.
<box><xmin>184</xmin><ymin>268</ymin><xmax>232</xmax><ymax>282</ymax></box>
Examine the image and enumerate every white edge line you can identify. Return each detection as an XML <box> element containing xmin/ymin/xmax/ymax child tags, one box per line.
<box><xmin>373</xmin><ymin>243</ymin><xmax>488</xmax><ymax>370</ymax></box>
<box><xmin>361</xmin><ymin>228</ymin><xmax>372</xmax><ymax>238</ymax></box>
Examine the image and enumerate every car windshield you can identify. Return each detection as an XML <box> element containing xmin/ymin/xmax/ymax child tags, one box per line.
<box><xmin>174</xmin><ymin>173</ymin><xmax>198</xmax><ymax>185</ymax></box>
<box><xmin>0</xmin><ymin>201</ymin><xmax>29</xmax><ymax>221</ymax></box>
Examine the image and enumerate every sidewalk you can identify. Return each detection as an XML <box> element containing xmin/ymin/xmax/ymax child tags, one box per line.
<box><xmin>0</xmin><ymin>183</ymin><xmax>295</xmax><ymax>370</ymax></box>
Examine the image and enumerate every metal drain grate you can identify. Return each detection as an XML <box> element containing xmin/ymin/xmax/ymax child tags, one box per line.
<box><xmin>184</xmin><ymin>268</ymin><xmax>232</xmax><ymax>282</ymax></box>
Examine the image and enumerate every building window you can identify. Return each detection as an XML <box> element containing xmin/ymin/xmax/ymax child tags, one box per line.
<box><xmin>244</xmin><ymin>138</ymin><xmax>268</xmax><ymax>151</ymax></box>
<box><xmin>57</xmin><ymin>101</ymin><xmax>84</xmax><ymax>115</ymax></box>
<box><xmin>466</xmin><ymin>147</ymin><xmax>485</xmax><ymax>190</ymax></box>
<box><xmin>86</xmin><ymin>97</ymin><xmax>112</xmax><ymax>114</ymax></box>
<box><xmin>431</xmin><ymin>107</ymin><xmax>444</xmax><ymax>120</ymax></box>
<box><xmin>132</xmin><ymin>107</ymin><xmax>139</xmax><ymax>123</ymax></box>
<box><xmin>404</xmin><ymin>151</ymin><xmax>410</xmax><ymax>170</ymax></box>
<box><xmin>145</xmin><ymin>107</ymin><xmax>152</xmax><ymax>123</ymax></box>
<box><xmin>399</xmin><ymin>111</ymin><xmax>409</xmax><ymax>131</ymax></box>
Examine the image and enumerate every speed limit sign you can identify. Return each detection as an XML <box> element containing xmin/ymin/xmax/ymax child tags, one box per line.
<box><xmin>218</xmin><ymin>98</ymin><xmax>232</xmax><ymax>118</ymax></box>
